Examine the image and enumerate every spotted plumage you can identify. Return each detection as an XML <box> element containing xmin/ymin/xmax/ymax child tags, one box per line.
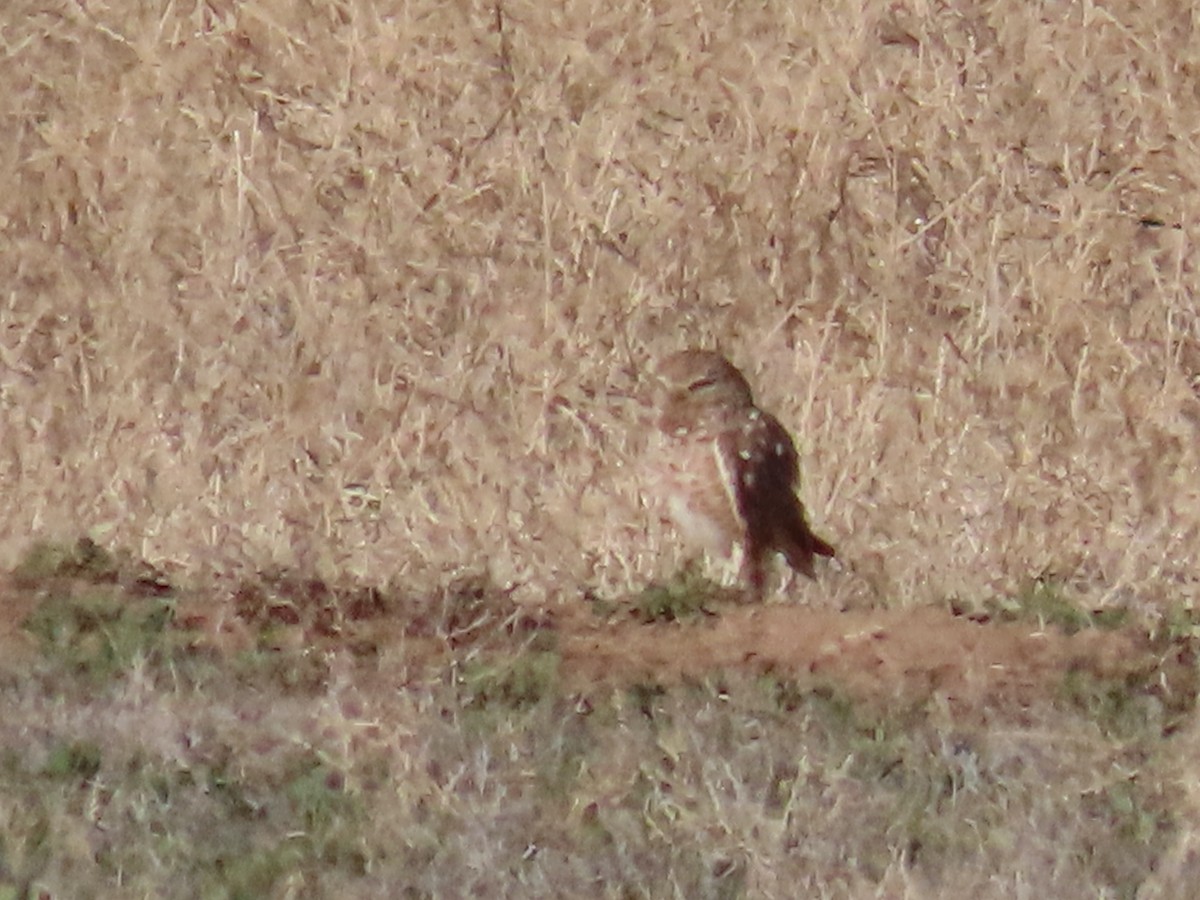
<box><xmin>652</xmin><ymin>349</ymin><xmax>835</xmax><ymax>594</ymax></box>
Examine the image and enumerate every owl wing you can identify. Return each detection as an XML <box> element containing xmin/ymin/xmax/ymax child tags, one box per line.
<box><xmin>722</xmin><ymin>410</ymin><xmax>834</xmax><ymax>587</ymax></box>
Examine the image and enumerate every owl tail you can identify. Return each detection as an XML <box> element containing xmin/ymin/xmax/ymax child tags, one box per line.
<box><xmin>778</xmin><ymin>507</ymin><xmax>836</xmax><ymax>579</ymax></box>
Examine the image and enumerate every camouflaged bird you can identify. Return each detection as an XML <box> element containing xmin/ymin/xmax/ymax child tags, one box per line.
<box><xmin>651</xmin><ymin>349</ymin><xmax>835</xmax><ymax>594</ymax></box>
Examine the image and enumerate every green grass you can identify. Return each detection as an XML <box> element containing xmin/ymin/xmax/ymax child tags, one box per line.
<box><xmin>982</xmin><ymin>577</ymin><xmax>1130</xmax><ymax>635</ymax></box>
<box><xmin>1061</xmin><ymin>668</ymin><xmax>1168</xmax><ymax>741</ymax></box>
<box><xmin>22</xmin><ymin>588</ymin><xmax>180</xmax><ymax>690</ymax></box>
<box><xmin>12</xmin><ymin>538</ymin><xmax>119</xmax><ymax>586</ymax></box>
<box><xmin>1</xmin><ymin>542</ymin><xmax>1196</xmax><ymax>897</ymax></box>
<box><xmin>633</xmin><ymin>565</ymin><xmax>729</xmax><ymax>624</ymax></box>
<box><xmin>459</xmin><ymin>647</ymin><xmax>562</xmax><ymax>711</ymax></box>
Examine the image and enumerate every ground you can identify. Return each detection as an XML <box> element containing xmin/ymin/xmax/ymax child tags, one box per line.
<box><xmin>3</xmin><ymin>542</ymin><xmax>1198</xmax><ymax>897</ymax></box>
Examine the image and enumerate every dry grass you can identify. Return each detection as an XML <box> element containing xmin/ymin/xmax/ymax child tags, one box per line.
<box><xmin>4</xmin><ymin>0</ymin><xmax>1200</xmax><ymax>895</ymax></box>
<box><xmin>2</xmin><ymin>545</ymin><xmax>1196</xmax><ymax>898</ymax></box>
<box><xmin>6</xmin><ymin>0</ymin><xmax>1200</xmax><ymax>608</ymax></box>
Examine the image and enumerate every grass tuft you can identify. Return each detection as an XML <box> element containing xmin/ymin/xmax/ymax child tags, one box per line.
<box><xmin>460</xmin><ymin>649</ymin><xmax>562</xmax><ymax>711</ymax></box>
<box><xmin>23</xmin><ymin>585</ymin><xmax>177</xmax><ymax>684</ymax></box>
<box><xmin>983</xmin><ymin>578</ymin><xmax>1130</xmax><ymax>634</ymax></box>
<box><xmin>633</xmin><ymin>565</ymin><xmax>728</xmax><ymax>623</ymax></box>
<box><xmin>41</xmin><ymin>740</ymin><xmax>102</xmax><ymax>782</ymax></box>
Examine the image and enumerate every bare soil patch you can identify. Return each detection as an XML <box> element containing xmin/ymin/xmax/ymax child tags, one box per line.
<box><xmin>561</xmin><ymin>602</ymin><xmax>1188</xmax><ymax>714</ymax></box>
<box><xmin>5</xmin><ymin>538</ymin><xmax>1190</xmax><ymax>726</ymax></box>
<box><xmin>10</xmin><ymin>561</ymin><xmax>1183</xmax><ymax>720</ymax></box>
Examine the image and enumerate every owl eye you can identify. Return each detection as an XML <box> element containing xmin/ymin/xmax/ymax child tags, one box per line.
<box><xmin>687</xmin><ymin>377</ymin><xmax>717</xmax><ymax>391</ymax></box>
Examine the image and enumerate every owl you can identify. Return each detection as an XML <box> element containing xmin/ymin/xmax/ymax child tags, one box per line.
<box><xmin>651</xmin><ymin>349</ymin><xmax>835</xmax><ymax>594</ymax></box>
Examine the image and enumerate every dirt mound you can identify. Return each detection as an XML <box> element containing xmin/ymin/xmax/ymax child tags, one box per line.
<box><xmin>4</xmin><ymin>545</ymin><xmax>1190</xmax><ymax>722</ymax></box>
<box><xmin>560</xmin><ymin>603</ymin><xmax>1190</xmax><ymax>716</ymax></box>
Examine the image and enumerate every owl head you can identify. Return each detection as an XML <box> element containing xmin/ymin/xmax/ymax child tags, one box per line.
<box><xmin>655</xmin><ymin>349</ymin><xmax>756</xmax><ymax>433</ymax></box>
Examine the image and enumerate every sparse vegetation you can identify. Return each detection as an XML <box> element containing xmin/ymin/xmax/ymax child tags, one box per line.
<box><xmin>633</xmin><ymin>564</ymin><xmax>729</xmax><ymax>623</ymax></box>
<box><xmin>1061</xmin><ymin>667</ymin><xmax>1168</xmax><ymax>740</ymax></box>
<box><xmin>460</xmin><ymin>647</ymin><xmax>562</xmax><ymax>710</ymax></box>
<box><xmin>3</xmin><ymin>543</ymin><xmax>1195</xmax><ymax>896</ymax></box>
<box><xmin>982</xmin><ymin>577</ymin><xmax>1130</xmax><ymax>634</ymax></box>
<box><xmin>12</xmin><ymin>538</ymin><xmax>115</xmax><ymax>586</ymax></box>
<box><xmin>4</xmin><ymin>542</ymin><xmax>1198</xmax><ymax>896</ymax></box>
<box><xmin>5</xmin><ymin>0</ymin><xmax>1200</xmax><ymax>895</ymax></box>
<box><xmin>23</xmin><ymin>584</ymin><xmax>178</xmax><ymax>684</ymax></box>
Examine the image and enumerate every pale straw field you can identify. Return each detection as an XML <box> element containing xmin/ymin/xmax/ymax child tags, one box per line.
<box><xmin>3</xmin><ymin>0</ymin><xmax>1200</xmax><ymax>896</ymax></box>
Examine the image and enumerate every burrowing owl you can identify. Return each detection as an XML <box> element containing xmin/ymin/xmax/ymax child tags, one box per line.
<box><xmin>651</xmin><ymin>349</ymin><xmax>835</xmax><ymax>594</ymax></box>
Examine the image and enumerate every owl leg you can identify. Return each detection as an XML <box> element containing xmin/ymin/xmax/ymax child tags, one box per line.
<box><xmin>741</xmin><ymin>544</ymin><xmax>768</xmax><ymax>600</ymax></box>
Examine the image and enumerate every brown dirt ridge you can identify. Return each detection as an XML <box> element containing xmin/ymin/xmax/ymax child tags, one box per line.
<box><xmin>561</xmin><ymin>602</ymin><xmax>1180</xmax><ymax>713</ymax></box>
<box><xmin>7</xmin><ymin>549</ymin><xmax>1183</xmax><ymax>717</ymax></box>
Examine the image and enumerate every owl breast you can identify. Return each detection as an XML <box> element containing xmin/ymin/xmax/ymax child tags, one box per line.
<box><xmin>654</xmin><ymin>427</ymin><xmax>743</xmax><ymax>559</ymax></box>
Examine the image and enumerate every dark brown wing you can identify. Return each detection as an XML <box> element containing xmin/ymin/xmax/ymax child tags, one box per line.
<box><xmin>722</xmin><ymin>410</ymin><xmax>835</xmax><ymax>588</ymax></box>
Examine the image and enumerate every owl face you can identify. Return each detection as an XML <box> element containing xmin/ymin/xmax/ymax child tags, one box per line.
<box><xmin>655</xmin><ymin>350</ymin><xmax>755</xmax><ymax>433</ymax></box>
